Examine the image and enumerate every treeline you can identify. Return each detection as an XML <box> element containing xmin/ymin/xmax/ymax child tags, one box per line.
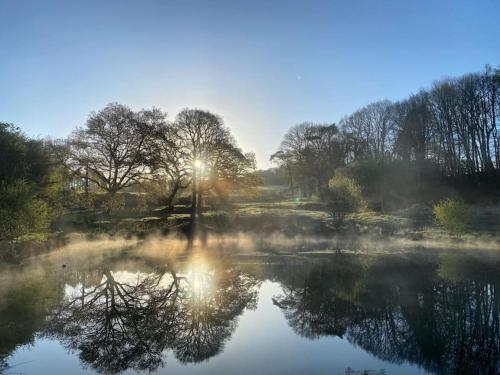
<box><xmin>0</xmin><ymin>123</ymin><xmax>69</xmax><ymax>240</ymax></box>
<box><xmin>0</xmin><ymin>105</ymin><xmax>259</xmax><ymax>241</ymax></box>
<box><xmin>271</xmin><ymin>254</ymin><xmax>500</xmax><ymax>374</ymax></box>
<box><xmin>272</xmin><ymin>66</ymin><xmax>500</xmax><ymax>205</ymax></box>
<box><xmin>61</xmin><ymin>104</ymin><xmax>259</xmax><ymax>213</ymax></box>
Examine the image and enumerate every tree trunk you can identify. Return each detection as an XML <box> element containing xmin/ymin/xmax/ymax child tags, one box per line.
<box><xmin>197</xmin><ymin>189</ymin><xmax>203</xmax><ymax>219</ymax></box>
<box><xmin>165</xmin><ymin>180</ymin><xmax>180</xmax><ymax>209</ymax></box>
<box><xmin>191</xmin><ymin>167</ymin><xmax>197</xmax><ymax>222</ymax></box>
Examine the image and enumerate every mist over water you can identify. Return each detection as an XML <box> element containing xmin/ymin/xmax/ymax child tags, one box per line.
<box><xmin>1</xmin><ymin>238</ymin><xmax>499</xmax><ymax>375</ymax></box>
<box><xmin>27</xmin><ymin>230</ymin><xmax>500</xmax><ymax>265</ymax></box>
<box><xmin>1</xmin><ymin>1</ymin><xmax>499</xmax><ymax>374</ymax></box>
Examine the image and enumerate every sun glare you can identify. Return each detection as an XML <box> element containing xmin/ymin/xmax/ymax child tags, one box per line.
<box><xmin>193</xmin><ymin>159</ymin><xmax>204</xmax><ymax>168</ymax></box>
<box><xmin>185</xmin><ymin>258</ymin><xmax>214</xmax><ymax>303</ymax></box>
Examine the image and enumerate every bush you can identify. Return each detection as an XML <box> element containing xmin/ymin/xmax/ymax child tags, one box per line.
<box><xmin>0</xmin><ymin>180</ymin><xmax>50</xmax><ymax>240</ymax></box>
<box><xmin>42</xmin><ymin>166</ymin><xmax>77</xmax><ymax>216</ymax></box>
<box><xmin>326</xmin><ymin>175</ymin><xmax>364</xmax><ymax>227</ymax></box>
<box><xmin>101</xmin><ymin>193</ymin><xmax>125</xmax><ymax>212</ymax></box>
<box><xmin>433</xmin><ymin>198</ymin><xmax>472</xmax><ymax>234</ymax></box>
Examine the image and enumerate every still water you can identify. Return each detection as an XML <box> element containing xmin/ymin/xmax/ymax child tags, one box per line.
<box><xmin>1</xmin><ymin>244</ymin><xmax>499</xmax><ymax>374</ymax></box>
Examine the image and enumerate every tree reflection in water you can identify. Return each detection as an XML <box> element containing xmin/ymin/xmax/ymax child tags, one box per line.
<box><xmin>1</xmin><ymin>251</ymin><xmax>499</xmax><ymax>374</ymax></box>
<box><xmin>44</xmin><ymin>257</ymin><xmax>259</xmax><ymax>374</ymax></box>
<box><xmin>272</xmin><ymin>253</ymin><xmax>500</xmax><ymax>375</ymax></box>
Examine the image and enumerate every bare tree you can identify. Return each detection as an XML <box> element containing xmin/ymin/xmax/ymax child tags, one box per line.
<box><xmin>65</xmin><ymin>103</ymin><xmax>162</xmax><ymax>196</ymax></box>
<box><xmin>274</xmin><ymin>65</ymin><xmax>500</xmax><ymax>198</ymax></box>
<box><xmin>175</xmin><ymin>109</ymin><xmax>258</xmax><ymax>221</ymax></box>
<box><xmin>272</xmin><ymin>123</ymin><xmax>346</xmax><ymax>197</ymax></box>
<box><xmin>341</xmin><ymin>100</ymin><xmax>395</xmax><ymax>161</ymax></box>
<box><xmin>144</xmin><ymin>121</ymin><xmax>190</xmax><ymax>212</ymax></box>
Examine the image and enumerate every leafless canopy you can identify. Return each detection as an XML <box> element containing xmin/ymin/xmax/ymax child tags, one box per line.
<box><xmin>66</xmin><ymin>103</ymin><xmax>164</xmax><ymax>194</ymax></box>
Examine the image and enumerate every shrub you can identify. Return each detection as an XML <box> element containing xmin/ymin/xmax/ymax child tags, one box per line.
<box><xmin>0</xmin><ymin>180</ymin><xmax>50</xmax><ymax>240</ymax></box>
<box><xmin>326</xmin><ymin>175</ymin><xmax>364</xmax><ymax>227</ymax></box>
<box><xmin>72</xmin><ymin>189</ymin><xmax>96</xmax><ymax>210</ymax></box>
<box><xmin>101</xmin><ymin>193</ymin><xmax>125</xmax><ymax>212</ymax></box>
<box><xmin>42</xmin><ymin>166</ymin><xmax>77</xmax><ymax>216</ymax></box>
<box><xmin>433</xmin><ymin>198</ymin><xmax>472</xmax><ymax>234</ymax></box>
<box><xmin>134</xmin><ymin>193</ymin><xmax>149</xmax><ymax>212</ymax></box>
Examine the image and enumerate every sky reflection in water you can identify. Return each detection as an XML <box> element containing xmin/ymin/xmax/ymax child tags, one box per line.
<box><xmin>1</xmin><ymin>248</ymin><xmax>499</xmax><ymax>375</ymax></box>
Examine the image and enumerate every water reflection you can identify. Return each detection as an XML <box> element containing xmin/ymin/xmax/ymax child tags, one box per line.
<box><xmin>0</xmin><ymin>266</ymin><xmax>65</xmax><ymax>372</ymax></box>
<box><xmin>272</xmin><ymin>254</ymin><xmax>500</xmax><ymax>374</ymax></box>
<box><xmin>0</xmin><ymin>250</ymin><xmax>499</xmax><ymax>374</ymax></box>
<box><xmin>42</xmin><ymin>257</ymin><xmax>259</xmax><ymax>373</ymax></box>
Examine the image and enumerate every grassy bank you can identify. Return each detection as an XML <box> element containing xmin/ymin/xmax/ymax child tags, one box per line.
<box><xmin>25</xmin><ymin>194</ymin><xmax>498</xmax><ymax>254</ymax></box>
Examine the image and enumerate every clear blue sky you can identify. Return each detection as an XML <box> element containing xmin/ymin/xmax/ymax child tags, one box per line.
<box><xmin>1</xmin><ymin>0</ymin><xmax>499</xmax><ymax>168</ymax></box>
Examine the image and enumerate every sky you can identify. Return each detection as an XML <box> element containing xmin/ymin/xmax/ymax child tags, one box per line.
<box><xmin>1</xmin><ymin>0</ymin><xmax>499</xmax><ymax>168</ymax></box>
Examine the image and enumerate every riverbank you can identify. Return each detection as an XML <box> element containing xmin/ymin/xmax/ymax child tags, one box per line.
<box><xmin>2</xmin><ymin>199</ymin><xmax>499</xmax><ymax>264</ymax></box>
<box><xmin>74</xmin><ymin>198</ymin><xmax>500</xmax><ymax>244</ymax></box>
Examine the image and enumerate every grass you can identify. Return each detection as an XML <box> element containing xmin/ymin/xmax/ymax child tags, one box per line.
<box><xmin>45</xmin><ymin>194</ymin><xmax>500</xmax><ymax>253</ymax></box>
<box><xmin>3</xmin><ymin>199</ymin><xmax>499</xmax><ymax>264</ymax></box>
<box><xmin>347</xmin><ymin>211</ymin><xmax>409</xmax><ymax>234</ymax></box>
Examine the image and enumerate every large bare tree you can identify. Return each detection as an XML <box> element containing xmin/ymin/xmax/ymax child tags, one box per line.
<box><xmin>175</xmin><ymin>109</ymin><xmax>259</xmax><ymax>220</ymax></box>
<box><xmin>66</xmin><ymin>103</ymin><xmax>163</xmax><ymax>195</ymax></box>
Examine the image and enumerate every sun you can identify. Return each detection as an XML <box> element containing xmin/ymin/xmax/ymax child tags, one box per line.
<box><xmin>185</xmin><ymin>258</ymin><xmax>214</xmax><ymax>303</ymax></box>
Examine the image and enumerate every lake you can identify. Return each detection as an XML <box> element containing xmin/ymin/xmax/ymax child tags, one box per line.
<box><xmin>1</xmin><ymin>241</ymin><xmax>499</xmax><ymax>375</ymax></box>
